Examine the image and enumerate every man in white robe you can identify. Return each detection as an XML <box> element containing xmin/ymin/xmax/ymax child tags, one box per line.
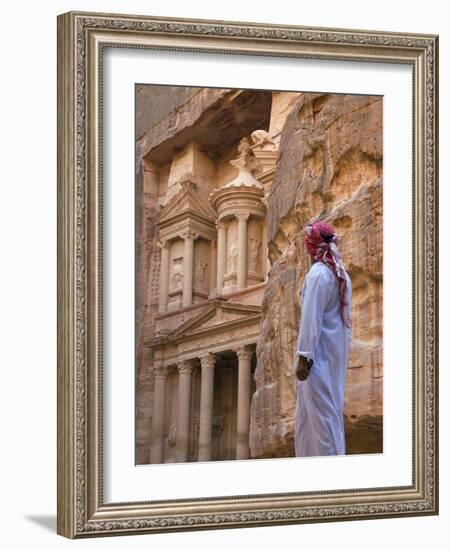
<box><xmin>294</xmin><ymin>221</ymin><xmax>352</xmax><ymax>457</ymax></box>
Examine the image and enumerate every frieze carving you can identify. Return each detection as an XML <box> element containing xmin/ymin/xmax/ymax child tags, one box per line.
<box><xmin>217</xmin><ymin>200</ymin><xmax>266</xmax><ymax>218</ymax></box>
<box><xmin>197</xmin><ymin>312</ymin><xmax>246</xmax><ymax>330</ymax></box>
<box><xmin>160</xmin><ymin>220</ymin><xmax>216</xmax><ymax>243</ymax></box>
<box><xmin>177</xmin><ymin>325</ymin><xmax>260</xmax><ymax>354</ymax></box>
<box><xmin>226</xmin><ymin>199</ymin><xmax>264</xmax><ymax>209</ymax></box>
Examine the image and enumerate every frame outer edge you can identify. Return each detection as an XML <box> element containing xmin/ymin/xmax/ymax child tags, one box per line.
<box><xmin>57</xmin><ymin>12</ymin><xmax>77</xmax><ymax>539</ymax></box>
<box><xmin>431</xmin><ymin>35</ymin><xmax>439</xmax><ymax>514</ymax></box>
<box><xmin>56</xmin><ymin>10</ymin><xmax>439</xmax><ymax>537</ymax></box>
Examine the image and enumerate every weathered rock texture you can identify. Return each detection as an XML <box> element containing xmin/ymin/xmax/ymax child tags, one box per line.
<box><xmin>251</xmin><ymin>93</ymin><xmax>383</xmax><ymax>457</ymax></box>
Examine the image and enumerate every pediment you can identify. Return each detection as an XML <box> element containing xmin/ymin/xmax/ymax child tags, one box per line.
<box><xmin>170</xmin><ymin>300</ymin><xmax>261</xmax><ymax>339</ymax></box>
<box><xmin>159</xmin><ymin>180</ymin><xmax>216</xmax><ymax>224</ymax></box>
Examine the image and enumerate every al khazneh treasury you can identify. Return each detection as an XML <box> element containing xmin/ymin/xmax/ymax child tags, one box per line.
<box><xmin>135</xmin><ymin>87</ymin><xmax>383</xmax><ymax>464</ymax></box>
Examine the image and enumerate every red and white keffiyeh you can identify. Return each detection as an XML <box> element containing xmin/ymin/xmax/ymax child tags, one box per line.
<box><xmin>304</xmin><ymin>221</ymin><xmax>352</xmax><ymax>329</ymax></box>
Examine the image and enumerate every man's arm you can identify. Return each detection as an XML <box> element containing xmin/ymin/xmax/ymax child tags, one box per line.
<box><xmin>294</xmin><ymin>268</ymin><xmax>331</xmax><ymax>380</ymax></box>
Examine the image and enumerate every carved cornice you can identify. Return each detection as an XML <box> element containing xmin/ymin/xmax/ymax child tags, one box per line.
<box><xmin>159</xmin><ymin>218</ymin><xmax>216</xmax><ymax>243</ymax></box>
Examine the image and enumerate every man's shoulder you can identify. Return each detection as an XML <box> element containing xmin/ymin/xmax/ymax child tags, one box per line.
<box><xmin>306</xmin><ymin>262</ymin><xmax>334</xmax><ymax>283</ymax></box>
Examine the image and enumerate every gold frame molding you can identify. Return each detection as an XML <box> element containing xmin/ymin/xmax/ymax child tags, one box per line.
<box><xmin>57</xmin><ymin>10</ymin><xmax>439</xmax><ymax>539</ymax></box>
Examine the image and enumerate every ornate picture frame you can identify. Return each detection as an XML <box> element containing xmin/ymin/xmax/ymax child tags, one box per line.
<box><xmin>57</xmin><ymin>11</ymin><xmax>438</xmax><ymax>538</ymax></box>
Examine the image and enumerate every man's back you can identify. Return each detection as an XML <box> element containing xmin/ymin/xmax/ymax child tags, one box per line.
<box><xmin>303</xmin><ymin>262</ymin><xmax>352</xmax><ymax>342</ymax></box>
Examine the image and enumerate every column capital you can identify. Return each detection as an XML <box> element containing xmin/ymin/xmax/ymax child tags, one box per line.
<box><xmin>181</xmin><ymin>228</ymin><xmax>198</xmax><ymax>241</ymax></box>
<box><xmin>177</xmin><ymin>358</ymin><xmax>196</xmax><ymax>374</ymax></box>
<box><xmin>200</xmin><ymin>353</ymin><xmax>216</xmax><ymax>369</ymax></box>
<box><xmin>234</xmin><ymin>345</ymin><xmax>254</xmax><ymax>361</ymax></box>
<box><xmin>236</xmin><ymin>212</ymin><xmax>250</xmax><ymax>222</ymax></box>
<box><xmin>157</xmin><ymin>239</ymin><xmax>170</xmax><ymax>249</ymax></box>
<box><xmin>153</xmin><ymin>364</ymin><xmax>170</xmax><ymax>379</ymax></box>
<box><xmin>215</xmin><ymin>219</ymin><xmax>226</xmax><ymax>231</ymax></box>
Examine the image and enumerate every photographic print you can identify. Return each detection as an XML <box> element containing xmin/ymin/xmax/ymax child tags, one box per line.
<box><xmin>135</xmin><ymin>85</ymin><xmax>383</xmax><ymax>465</ymax></box>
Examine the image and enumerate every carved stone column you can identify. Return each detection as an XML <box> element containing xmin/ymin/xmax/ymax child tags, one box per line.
<box><xmin>209</xmin><ymin>239</ymin><xmax>217</xmax><ymax>297</ymax></box>
<box><xmin>198</xmin><ymin>353</ymin><xmax>216</xmax><ymax>461</ymax></box>
<box><xmin>182</xmin><ymin>230</ymin><xmax>195</xmax><ymax>307</ymax></box>
<box><xmin>261</xmin><ymin>221</ymin><xmax>269</xmax><ymax>279</ymax></box>
<box><xmin>235</xmin><ymin>346</ymin><xmax>253</xmax><ymax>459</ymax></box>
<box><xmin>216</xmin><ymin>221</ymin><xmax>227</xmax><ymax>293</ymax></box>
<box><xmin>158</xmin><ymin>240</ymin><xmax>170</xmax><ymax>313</ymax></box>
<box><xmin>177</xmin><ymin>359</ymin><xmax>195</xmax><ymax>462</ymax></box>
<box><xmin>150</xmin><ymin>364</ymin><xmax>169</xmax><ymax>464</ymax></box>
<box><xmin>236</xmin><ymin>213</ymin><xmax>250</xmax><ymax>289</ymax></box>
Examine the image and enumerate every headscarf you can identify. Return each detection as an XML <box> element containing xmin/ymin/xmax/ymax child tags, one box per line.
<box><xmin>304</xmin><ymin>221</ymin><xmax>352</xmax><ymax>329</ymax></box>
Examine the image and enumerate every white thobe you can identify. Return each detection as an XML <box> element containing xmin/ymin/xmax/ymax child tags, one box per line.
<box><xmin>294</xmin><ymin>261</ymin><xmax>352</xmax><ymax>457</ymax></box>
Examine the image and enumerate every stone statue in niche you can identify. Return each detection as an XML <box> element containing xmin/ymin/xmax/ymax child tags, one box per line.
<box><xmin>171</xmin><ymin>258</ymin><xmax>183</xmax><ymax>291</ymax></box>
<box><xmin>248</xmin><ymin>238</ymin><xmax>261</xmax><ymax>272</ymax></box>
<box><xmin>228</xmin><ymin>240</ymin><xmax>238</xmax><ymax>272</ymax></box>
<box><xmin>195</xmin><ymin>260</ymin><xmax>208</xmax><ymax>285</ymax></box>
<box><xmin>168</xmin><ymin>423</ymin><xmax>177</xmax><ymax>447</ymax></box>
